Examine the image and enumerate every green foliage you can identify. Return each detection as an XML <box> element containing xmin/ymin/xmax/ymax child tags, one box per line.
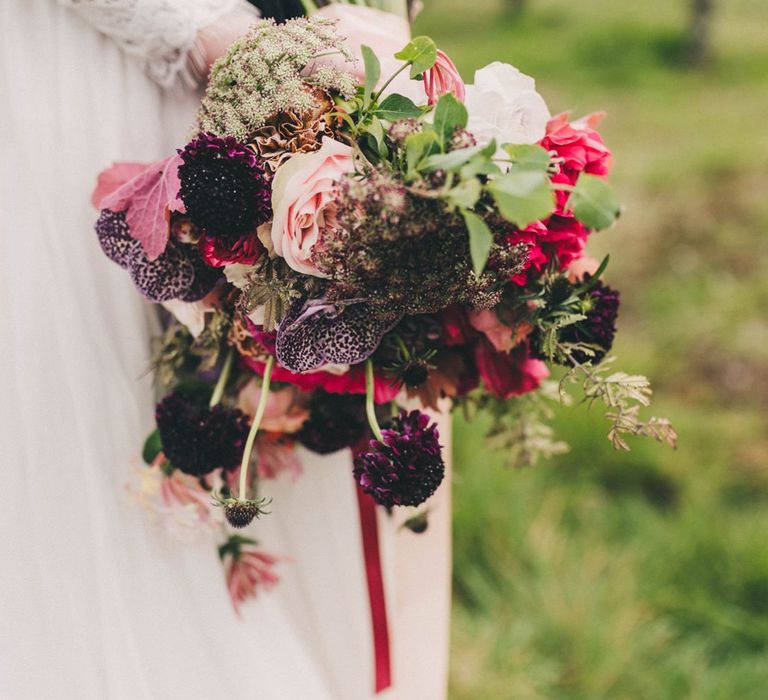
<box><xmin>462</xmin><ymin>209</ymin><xmax>494</xmax><ymax>276</ymax></box>
<box><xmin>432</xmin><ymin>93</ymin><xmax>469</xmax><ymax>148</ymax></box>
<box><xmin>374</xmin><ymin>93</ymin><xmax>422</xmax><ymax>120</ymax></box>
<box><xmin>570</xmin><ymin>174</ymin><xmax>622</xmax><ymax>230</ymax></box>
<box><xmin>141</xmin><ymin>428</ymin><xmax>163</xmax><ymax>465</ymax></box>
<box><xmin>360</xmin><ymin>44</ymin><xmax>380</xmax><ymax>107</ymax></box>
<box><xmin>487</xmin><ymin>169</ymin><xmax>555</xmax><ymax>227</ymax></box>
<box><xmin>394</xmin><ymin>35</ymin><xmax>438</xmax><ymax>78</ymax></box>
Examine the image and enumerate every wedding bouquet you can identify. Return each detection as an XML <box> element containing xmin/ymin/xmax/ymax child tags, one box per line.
<box><xmin>92</xmin><ymin>15</ymin><xmax>675</xmax><ymax>608</ymax></box>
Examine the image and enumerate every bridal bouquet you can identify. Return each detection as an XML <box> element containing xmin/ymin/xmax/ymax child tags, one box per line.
<box><xmin>92</xmin><ymin>15</ymin><xmax>675</xmax><ymax>607</ymax></box>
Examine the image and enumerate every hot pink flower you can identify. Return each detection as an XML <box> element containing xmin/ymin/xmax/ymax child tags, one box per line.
<box><xmin>424</xmin><ymin>50</ymin><xmax>466</xmax><ymax>106</ymax></box>
<box><xmin>542</xmin><ymin>112</ymin><xmax>612</xmax><ymax>208</ymax></box>
<box><xmin>270</xmin><ymin>138</ymin><xmax>354</xmax><ymax>276</ymax></box>
<box><xmin>475</xmin><ymin>339</ymin><xmax>549</xmax><ymax>399</ymax></box>
<box><xmin>224</xmin><ymin>545</ymin><xmax>283</xmax><ymax>615</ymax></box>
<box><xmin>241</xmin><ymin>355</ymin><xmax>400</xmax><ymax>404</ymax></box>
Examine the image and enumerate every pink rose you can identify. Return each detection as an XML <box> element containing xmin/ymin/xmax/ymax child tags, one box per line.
<box><xmin>270</xmin><ymin>138</ymin><xmax>354</xmax><ymax>276</ymax></box>
<box><xmin>468</xmin><ymin>308</ymin><xmax>531</xmax><ymax>353</ymax></box>
<box><xmin>424</xmin><ymin>50</ymin><xmax>466</xmax><ymax>106</ymax></box>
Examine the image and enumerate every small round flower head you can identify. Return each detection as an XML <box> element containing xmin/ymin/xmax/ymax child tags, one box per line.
<box><xmin>95</xmin><ymin>209</ymin><xmax>141</xmax><ymax>268</ymax></box>
<box><xmin>178</xmin><ymin>132</ymin><xmax>271</xmax><ymax>236</ymax></box>
<box><xmin>224</xmin><ymin>501</ymin><xmax>264</xmax><ymax>528</ymax></box>
<box><xmin>155</xmin><ymin>390</ymin><xmax>251</xmax><ymax>476</ymax></box>
<box><xmin>296</xmin><ymin>390</ymin><xmax>368</xmax><ymax>455</ymax></box>
<box><xmin>213</xmin><ymin>494</ymin><xmax>272</xmax><ymax>529</ymax></box>
<box><xmin>562</xmin><ymin>279</ymin><xmax>620</xmax><ymax>364</ymax></box>
<box><xmin>129</xmin><ymin>242</ymin><xmax>196</xmax><ymax>302</ymax></box>
<box><xmin>276</xmin><ymin>299</ymin><xmax>400</xmax><ymax>374</ymax></box>
<box><xmin>353</xmin><ymin>410</ymin><xmax>445</xmax><ymax>508</ymax></box>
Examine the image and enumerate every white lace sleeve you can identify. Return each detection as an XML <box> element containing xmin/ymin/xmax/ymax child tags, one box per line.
<box><xmin>59</xmin><ymin>0</ymin><xmax>259</xmax><ymax>87</ymax></box>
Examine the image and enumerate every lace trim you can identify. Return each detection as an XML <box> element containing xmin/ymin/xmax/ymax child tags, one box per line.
<box><xmin>60</xmin><ymin>0</ymin><xmax>259</xmax><ymax>87</ymax></box>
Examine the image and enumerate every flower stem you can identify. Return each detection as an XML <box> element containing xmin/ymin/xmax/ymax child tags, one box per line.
<box><xmin>238</xmin><ymin>356</ymin><xmax>275</xmax><ymax>501</ymax></box>
<box><xmin>365</xmin><ymin>359</ymin><xmax>385</xmax><ymax>443</ymax></box>
<box><xmin>209</xmin><ymin>348</ymin><xmax>235</xmax><ymax>408</ymax></box>
<box><xmin>371</xmin><ymin>60</ymin><xmax>411</xmax><ymax>105</ymax></box>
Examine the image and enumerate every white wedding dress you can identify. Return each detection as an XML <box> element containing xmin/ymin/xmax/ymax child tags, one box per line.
<box><xmin>0</xmin><ymin>2</ymin><xmax>450</xmax><ymax>699</ymax></box>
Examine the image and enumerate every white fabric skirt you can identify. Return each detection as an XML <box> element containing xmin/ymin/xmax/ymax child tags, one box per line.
<box><xmin>0</xmin><ymin>3</ymin><xmax>450</xmax><ymax>698</ymax></box>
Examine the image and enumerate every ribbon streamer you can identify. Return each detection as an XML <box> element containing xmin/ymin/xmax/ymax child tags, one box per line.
<box><xmin>356</xmin><ymin>485</ymin><xmax>392</xmax><ymax>693</ymax></box>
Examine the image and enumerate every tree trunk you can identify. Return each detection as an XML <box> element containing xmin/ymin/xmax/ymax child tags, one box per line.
<box><xmin>687</xmin><ymin>0</ymin><xmax>714</xmax><ymax>64</ymax></box>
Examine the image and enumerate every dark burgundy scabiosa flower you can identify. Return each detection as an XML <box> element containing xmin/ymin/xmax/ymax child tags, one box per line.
<box><xmin>353</xmin><ymin>410</ymin><xmax>445</xmax><ymax>508</ymax></box>
<box><xmin>275</xmin><ymin>299</ymin><xmax>400</xmax><ymax>374</ymax></box>
<box><xmin>560</xmin><ymin>279</ymin><xmax>620</xmax><ymax>364</ymax></box>
<box><xmin>155</xmin><ymin>390</ymin><xmax>251</xmax><ymax>476</ymax></box>
<box><xmin>295</xmin><ymin>390</ymin><xmax>368</xmax><ymax>455</ymax></box>
<box><xmin>178</xmin><ymin>133</ymin><xmax>271</xmax><ymax>266</ymax></box>
<box><xmin>95</xmin><ymin>209</ymin><xmax>142</xmax><ymax>268</ymax></box>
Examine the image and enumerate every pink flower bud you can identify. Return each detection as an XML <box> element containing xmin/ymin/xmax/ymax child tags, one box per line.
<box><xmin>423</xmin><ymin>50</ymin><xmax>466</xmax><ymax>106</ymax></box>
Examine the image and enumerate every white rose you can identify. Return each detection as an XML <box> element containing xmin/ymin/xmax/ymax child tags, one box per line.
<box><xmin>465</xmin><ymin>62</ymin><xmax>550</xmax><ymax>147</ymax></box>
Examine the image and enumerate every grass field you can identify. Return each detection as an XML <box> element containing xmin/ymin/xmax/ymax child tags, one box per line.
<box><xmin>413</xmin><ymin>1</ymin><xmax>768</xmax><ymax>697</ymax></box>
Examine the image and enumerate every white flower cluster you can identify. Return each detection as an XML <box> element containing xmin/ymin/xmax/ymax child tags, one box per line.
<box><xmin>197</xmin><ymin>17</ymin><xmax>357</xmax><ymax>141</ymax></box>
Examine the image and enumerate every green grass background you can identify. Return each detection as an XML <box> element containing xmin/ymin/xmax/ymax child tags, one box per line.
<box><xmin>413</xmin><ymin>1</ymin><xmax>768</xmax><ymax>697</ymax></box>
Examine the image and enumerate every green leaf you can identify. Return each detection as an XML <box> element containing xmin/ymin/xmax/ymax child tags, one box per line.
<box><xmin>462</xmin><ymin>209</ymin><xmax>494</xmax><ymax>276</ymax></box>
<box><xmin>374</xmin><ymin>93</ymin><xmax>423</xmax><ymax>121</ymax></box>
<box><xmin>394</xmin><ymin>36</ymin><xmax>437</xmax><ymax>79</ymax></box>
<box><xmin>142</xmin><ymin>428</ymin><xmax>163</xmax><ymax>465</ymax></box>
<box><xmin>405</xmin><ymin>130</ymin><xmax>437</xmax><ymax>175</ymax></box>
<box><xmin>421</xmin><ymin>143</ymin><xmax>489</xmax><ymax>173</ymax></box>
<box><xmin>361</xmin><ymin>45</ymin><xmax>380</xmax><ymax>107</ymax></box>
<box><xmin>432</xmin><ymin>93</ymin><xmax>468</xmax><ymax>150</ymax></box>
<box><xmin>570</xmin><ymin>175</ymin><xmax>621</xmax><ymax>230</ymax></box>
<box><xmin>445</xmin><ymin>178</ymin><xmax>482</xmax><ymax>209</ymax></box>
<box><xmin>503</xmin><ymin>144</ymin><xmax>551</xmax><ymax>172</ymax></box>
<box><xmin>488</xmin><ymin>170</ymin><xmax>555</xmax><ymax>227</ymax></box>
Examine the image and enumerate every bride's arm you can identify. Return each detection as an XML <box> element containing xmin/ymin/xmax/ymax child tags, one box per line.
<box><xmin>58</xmin><ymin>0</ymin><xmax>259</xmax><ymax>87</ymax></box>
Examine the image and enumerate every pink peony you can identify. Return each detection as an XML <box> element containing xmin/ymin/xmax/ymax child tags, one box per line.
<box><xmin>475</xmin><ymin>339</ymin><xmax>549</xmax><ymax>399</ymax></box>
<box><xmin>423</xmin><ymin>50</ymin><xmax>466</xmax><ymax>106</ymax></box>
<box><xmin>236</xmin><ymin>381</ymin><xmax>309</xmax><ymax>434</ymax></box>
<box><xmin>270</xmin><ymin>138</ymin><xmax>354</xmax><ymax>276</ymax></box>
<box><xmin>468</xmin><ymin>308</ymin><xmax>532</xmax><ymax>353</ymax></box>
<box><xmin>225</xmin><ymin>546</ymin><xmax>283</xmax><ymax>615</ymax></box>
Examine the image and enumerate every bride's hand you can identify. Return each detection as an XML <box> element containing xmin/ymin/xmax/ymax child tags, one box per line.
<box><xmin>194</xmin><ymin>3</ymin><xmax>259</xmax><ymax>81</ymax></box>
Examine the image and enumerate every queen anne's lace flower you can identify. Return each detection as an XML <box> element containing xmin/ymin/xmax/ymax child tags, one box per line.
<box><xmin>197</xmin><ymin>17</ymin><xmax>357</xmax><ymax>141</ymax></box>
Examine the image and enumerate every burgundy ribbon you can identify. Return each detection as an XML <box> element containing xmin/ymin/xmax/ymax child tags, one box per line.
<box><xmin>355</xmin><ymin>485</ymin><xmax>392</xmax><ymax>693</ymax></box>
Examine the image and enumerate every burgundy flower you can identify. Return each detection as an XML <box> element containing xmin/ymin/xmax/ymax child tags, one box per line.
<box><xmin>559</xmin><ymin>278</ymin><xmax>620</xmax><ymax>364</ymax></box>
<box><xmin>353</xmin><ymin>410</ymin><xmax>445</xmax><ymax>508</ymax></box>
<box><xmin>296</xmin><ymin>390</ymin><xmax>368</xmax><ymax>455</ymax></box>
<box><xmin>178</xmin><ymin>133</ymin><xmax>271</xmax><ymax>266</ymax></box>
<box><xmin>155</xmin><ymin>390</ymin><xmax>251</xmax><ymax>476</ymax></box>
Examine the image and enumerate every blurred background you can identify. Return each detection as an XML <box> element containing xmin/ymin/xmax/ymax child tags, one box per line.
<box><xmin>412</xmin><ymin>0</ymin><xmax>768</xmax><ymax>697</ymax></box>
